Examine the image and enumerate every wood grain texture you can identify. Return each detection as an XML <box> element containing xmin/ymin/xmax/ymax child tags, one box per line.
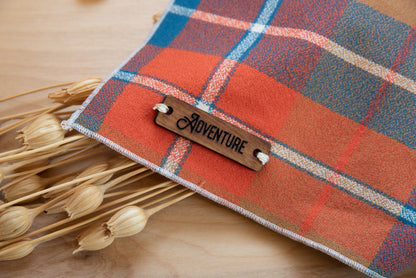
<box><xmin>0</xmin><ymin>1</ymin><xmax>415</xmax><ymax>277</ymax></box>
<box><xmin>155</xmin><ymin>96</ymin><xmax>271</xmax><ymax>171</ymax></box>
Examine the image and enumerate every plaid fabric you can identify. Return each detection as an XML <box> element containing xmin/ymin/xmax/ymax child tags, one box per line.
<box><xmin>65</xmin><ymin>0</ymin><xmax>416</xmax><ymax>277</ymax></box>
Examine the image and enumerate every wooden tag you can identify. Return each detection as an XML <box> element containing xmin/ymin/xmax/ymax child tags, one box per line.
<box><xmin>154</xmin><ymin>96</ymin><xmax>271</xmax><ymax>171</ymax></box>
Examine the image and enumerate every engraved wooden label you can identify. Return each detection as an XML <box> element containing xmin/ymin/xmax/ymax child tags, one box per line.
<box><xmin>154</xmin><ymin>96</ymin><xmax>271</xmax><ymax>171</ymax></box>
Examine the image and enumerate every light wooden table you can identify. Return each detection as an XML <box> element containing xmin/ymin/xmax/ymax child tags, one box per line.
<box><xmin>0</xmin><ymin>1</ymin><xmax>415</xmax><ymax>277</ymax></box>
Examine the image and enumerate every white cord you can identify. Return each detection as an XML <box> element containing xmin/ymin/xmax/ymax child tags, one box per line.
<box><xmin>256</xmin><ymin>151</ymin><xmax>269</xmax><ymax>165</ymax></box>
<box><xmin>153</xmin><ymin>103</ymin><xmax>169</xmax><ymax>113</ymax></box>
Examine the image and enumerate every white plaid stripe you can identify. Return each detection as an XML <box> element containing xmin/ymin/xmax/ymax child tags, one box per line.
<box><xmin>169</xmin><ymin>5</ymin><xmax>416</xmax><ymax>95</ymax></box>
<box><xmin>165</xmin><ymin>0</ymin><xmax>282</xmax><ymax>174</ymax></box>
<box><xmin>119</xmin><ymin>71</ymin><xmax>416</xmax><ymax>225</ymax></box>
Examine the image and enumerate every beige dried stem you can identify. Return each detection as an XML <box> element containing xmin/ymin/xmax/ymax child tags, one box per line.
<box><xmin>144</xmin><ymin>189</ymin><xmax>195</xmax><ymax>216</ymax></box>
<box><xmin>2</xmin><ymin>171</ymin><xmax>76</xmax><ymax>203</ymax></box>
<box><xmin>0</xmin><ymin>137</ymin><xmax>91</xmax><ymax>183</ymax></box>
<box><xmin>0</xmin><ymin>181</ymin><xmax>176</xmax><ymax>247</ymax></box>
<box><xmin>105</xmin><ymin>170</ymin><xmax>155</xmax><ymax>193</ymax></box>
<box><xmin>1</xmin><ymin>145</ymin><xmax>103</xmax><ymax>189</ymax></box>
<box><xmin>0</xmin><ymin>149</ymin><xmax>66</xmax><ymax>184</ymax></box>
<box><xmin>0</xmin><ymin>77</ymin><xmax>98</xmax><ymax>125</ymax></box>
<box><xmin>0</xmin><ymin>161</ymin><xmax>137</xmax><ymax>211</ymax></box>
<box><xmin>0</xmin><ymin>104</ymin><xmax>66</xmax><ymax>136</ymax></box>
<box><xmin>0</xmin><ymin>81</ymin><xmax>73</xmax><ymax>103</ymax></box>
<box><xmin>0</xmin><ymin>134</ymin><xmax>86</xmax><ymax>164</ymax></box>
<box><xmin>15</xmin><ymin>158</ymin><xmax>49</xmax><ymax>172</ymax></box>
<box><xmin>0</xmin><ymin>140</ymin><xmax>90</xmax><ymax>182</ymax></box>
<box><xmin>42</xmin><ymin>176</ymin><xmax>77</xmax><ymax>200</ymax></box>
<box><xmin>74</xmin><ymin>188</ymin><xmax>193</xmax><ymax>253</ymax></box>
<box><xmin>0</xmin><ymin>106</ymin><xmax>62</xmax><ymax>123</ymax></box>
<box><xmin>0</xmin><ymin>184</ymin><xmax>179</xmax><ymax>260</ymax></box>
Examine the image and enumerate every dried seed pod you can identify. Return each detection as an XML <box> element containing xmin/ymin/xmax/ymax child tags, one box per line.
<box><xmin>16</xmin><ymin>114</ymin><xmax>64</xmax><ymax>150</ymax></box>
<box><xmin>73</xmin><ymin>224</ymin><xmax>114</xmax><ymax>254</ymax></box>
<box><xmin>48</xmin><ymin>78</ymin><xmax>101</xmax><ymax>105</ymax></box>
<box><xmin>64</xmin><ymin>184</ymin><xmax>104</xmax><ymax>218</ymax></box>
<box><xmin>77</xmin><ymin>162</ymin><xmax>112</xmax><ymax>185</ymax></box>
<box><xmin>105</xmin><ymin>206</ymin><xmax>148</xmax><ymax>238</ymax></box>
<box><xmin>0</xmin><ymin>239</ymin><xmax>35</xmax><ymax>261</ymax></box>
<box><xmin>2</xmin><ymin>175</ymin><xmax>46</xmax><ymax>203</ymax></box>
<box><xmin>0</xmin><ymin>206</ymin><xmax>36</xmax><ymax>240</ymax></box>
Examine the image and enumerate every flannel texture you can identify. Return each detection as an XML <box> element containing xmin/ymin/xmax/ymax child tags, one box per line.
<box><xmin>66</xmin><ymin>0</ymin><xmax>416</xmax><ymax>277</ymax></box>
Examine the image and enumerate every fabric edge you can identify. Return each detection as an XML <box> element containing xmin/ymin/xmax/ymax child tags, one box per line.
<box><xmin>69</xmin><ymin>122</ymin><xmax>385</xmax><ymax>278</ymax></box>
<box><xmin>62</xmin><ymin>0</ymin><xmax>387</xmax><ymax>276</ymax></box>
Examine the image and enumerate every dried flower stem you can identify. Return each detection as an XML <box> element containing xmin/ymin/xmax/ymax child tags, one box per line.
<box><xmin>144</xmin><ymin>190</ymin><xmax>195</xmax><ymax>216</ymax></box>
<box><xmin>0</xmin><ymin>106</ymin><xmax>56</xmax><ymax>122</ymax></box>
<box><xmin>99</xmin><ymin>167</ymin><xmax>149</xmax><ymax>192</ymax></box>
<box><xmin>0</xmin><ymin>161</ymin><xmax>137</xmax><ymax>210</ymax></box>
<box><xmin>0</xmin><ymin>181</ymin><xmax>177</xmax><ymax>247</ymax></box>
<box><xmin>0</xmin><ymin>185</ymin><xmax>180</xmax><ymax>259</ymax></box>
<box><xmin>3</xmin><ymin>140</ymin><xmax>93</xmax><ymax>171</ymax></box>
<box><xmin>0</xmin><ymin>82</ymin><xmax>74</xmax><ymax>103</ymax></box>
<box><xmin>0</xmin><ymin>140</ymin><xmax>93</xmax><ymax>183</ymax></box>
<box><xmin>0</xmin><ymin>104</ymin><xmax>66</xmax><ymax>136</ymax></box>
<box><xmin>41</xmin><ymin>186</ymin><xmax>181</xmax><ymax>241</ymax></box>
<box><xmin>1</xmin><ymin>142</ymin><xmax>85</xmax><ymax>176</ymax></box>
<box><xmin>53</xmin><ymin>110</ymin><xmax>76</xmax><ymax>117</ymax></box>
<box><xmin>104</xmin><ymin>188</ymin><xmax>149</xmax><ymax>199</ymax></box>
<box><xmin>2</xmin><ymin>146</ymin><xmax>103</xmax><ymax>183</ymax></box>
<box><xmin>0</xmin><ymin>147</ymin><xmax>27</xmax><ymax>158</ymax></box>
<box><xmin>0</xmin><ymin>134</ymin><xmax>85</xmax><ymax>164</ymax></box>
<box><xmin>105</xmin><ymin>171</ymin><xmax>155</xmax><ymax>193</ymax></box>
<box><xmin>1</xmin><ymin>170</ymin><xmax>77</xmax><ymax>192</ymax></box>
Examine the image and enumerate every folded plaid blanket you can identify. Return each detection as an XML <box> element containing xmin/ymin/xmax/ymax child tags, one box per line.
<box><xmin>65</xmin><ymin>0</ymin><xmax>416</xmax><ymax>276</ymax></box>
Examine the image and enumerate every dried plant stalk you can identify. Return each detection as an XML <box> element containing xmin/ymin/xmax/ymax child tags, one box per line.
<box><xmin>0</xmin><ymin>181</ymin><xmax>176</xmax><ymax>248</ymax></box>
<box><xmin>0</xmin><ymin>82</ymin><xmax>73</xmax><ymax>103</ymax></box>
<box><xmin>0</xmin><ymin>185</ymin><xmax>186</xmax><ymax>260</ymax></box>
<box><xmin>0</xmin><ymin>76</ymin><xmax>195</xmax><ymax>262</ymax></box>
<box><xmin>0</xmin><ymin>161</ymin><xmax>137</xmax><ymax>210</ymax></box>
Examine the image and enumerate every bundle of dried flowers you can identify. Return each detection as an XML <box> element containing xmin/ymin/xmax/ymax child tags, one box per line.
<box><xmin>0</xmin><ymin>61</ymin><xmax>193</xmax><ymax>261</ymax></box>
